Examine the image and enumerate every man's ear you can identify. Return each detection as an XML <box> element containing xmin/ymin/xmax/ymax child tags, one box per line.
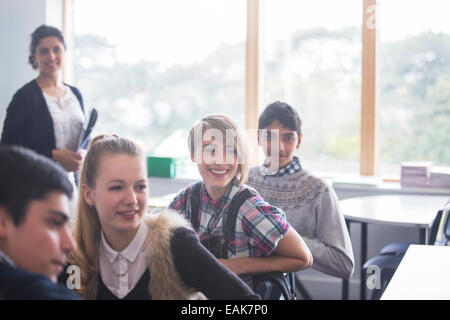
<box><xmin>296</xmin><ymin>133</ymin><xmax>303</xmax><ymax>150</ymax></box>
<box><xmin>0</xmin><ymin>206</ymin><xmax>13</xmax><ymax>238</ymax></box>
<box><xmin>82</xmin><ymin>184</ymin><xmax>95</xmax><ymax>207</ymax></box>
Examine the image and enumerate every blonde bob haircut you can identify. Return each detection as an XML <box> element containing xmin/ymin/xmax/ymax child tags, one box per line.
<box><xmin>188</xmin><ymin>114</ymin><xmax>249</xmax><ymax>184</ymax></box>
<box><xmin>69</xmin><ymin>134</ymin><xmax>144</xmax><ymax>299</ymax></box>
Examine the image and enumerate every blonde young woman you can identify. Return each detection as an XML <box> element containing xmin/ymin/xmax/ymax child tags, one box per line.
<box><xmin>68</xmin><ymin>134</ymin><xmax>258</xmax><ymax>300</ymax></box>
<box><xmin>169</xmin><ymin>115</ymin><xmax>313</xmax><ymax>291</ymax></box>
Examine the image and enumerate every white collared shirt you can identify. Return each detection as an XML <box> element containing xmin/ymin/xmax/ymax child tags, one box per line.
<box><xmin>43</xmin><ymin>86</ymin><xmax>85</xmax><ymax>152</ymax></box>
<box><xmin>99</xmin><ymin>222</ymin><xmax>149</xmax><ymax>299</ymax></box>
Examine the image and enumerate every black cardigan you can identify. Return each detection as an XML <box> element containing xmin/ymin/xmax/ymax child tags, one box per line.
<box><xmin>1</xmin><ymin>79</ymin><xmax>85</xmax><ymax>158</ymax></box>
<box><xmin>94</xmin><ymin>227</ymin><xmax>260</xmax><ymax>300</ymax></box>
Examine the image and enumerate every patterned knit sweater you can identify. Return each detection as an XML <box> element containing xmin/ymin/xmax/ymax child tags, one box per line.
<box><xmin>247</xmin><ymin>166</ymin><xmax>354</xmax><ymax>279</ymax></box>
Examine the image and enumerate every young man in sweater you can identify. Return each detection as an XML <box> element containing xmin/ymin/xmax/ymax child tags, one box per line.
<box><xmin>0</xmin><ymin>145</ymin><xmax>81</xmax><ymax>299</ymax></box>
<box><xmin>247</xmin><ymin>101</ymin><xmax>354</xmax><ymax>280</ymax></box>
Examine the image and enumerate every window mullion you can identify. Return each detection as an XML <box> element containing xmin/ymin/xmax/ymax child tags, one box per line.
<box><xmin>361</xmin><ymin>0</ymin><xmax>378</xmax><ymax>176</ymax></box>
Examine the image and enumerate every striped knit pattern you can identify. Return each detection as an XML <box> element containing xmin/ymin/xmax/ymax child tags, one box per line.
<box><xmin>247</xmin><ymin>166</ymin><xmax>355</xmax><ymax>279</ymax></box>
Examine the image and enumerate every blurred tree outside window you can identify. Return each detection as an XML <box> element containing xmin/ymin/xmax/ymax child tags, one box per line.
<box><xmin>379</xmin><ymin>0</ymin><xmax>450</xmax><ymax>175</ymax></box>
<box><xmin>263</xmin><ymin>0</ymin><xmax>362</xmax><ymax>175</ymax></box>
<box><xmin>72</xmin><ymin>0</ymin><xmax>246</xmax><ymax>166</ymax></box>
<box><xmin>70</xmin><ymin>0</ymin><xmax>450</xmax><ymax>178</ymax></box>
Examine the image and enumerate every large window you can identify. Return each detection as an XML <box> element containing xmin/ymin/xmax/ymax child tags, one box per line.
<box><xmin>66</xmin><ymin>0</ymin><xmax>450</xmax><ymax>179</ymax></box>
<box><xmin>263</xmin><ymin>0</ymin><xmax>362</xmax><ymax>174</ymax></box>
<box><xmin>378</xmin><ymin>0</ymin><xmax>450</xmax><ymax>175</ymax></box>
<box><xmin>72</xmin><ymin>0</ymin><xmax>246</xmax><ymax>159</ymax></box>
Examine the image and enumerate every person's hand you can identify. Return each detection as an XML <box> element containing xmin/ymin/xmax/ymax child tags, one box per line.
<box><xmin>78</xmin><ymin>148</ymin><xmax>87</xmax><ymax>163</ymax></box>
<box><xmin>52</xmin><ymin>149</ymin><xmax>83</xmax><ymax>172</ymax></box>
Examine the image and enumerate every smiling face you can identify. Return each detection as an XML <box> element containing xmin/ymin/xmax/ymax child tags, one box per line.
<box><xmin>0</xmin><ymin>191</ymin><xmax>75</xmax><ymax>283</ymax></box>
<box><xmin>193</xmin><ymin>137</ymin><xmax>239</xmax><ymax>200</ymax></box>
<box><xmin>83</xmin><ymin>154</ymin><xmax>148</xmax><ymax>244</ymax></box>
<box><xmin>259</xmin><ymin>119</ymin><xmax>302</xmax><ymax>170</ymax></box>
<box><xmin>33</xmin><ymin>36</ymin><xmax>65</xmax><ymax>76</ymax></box>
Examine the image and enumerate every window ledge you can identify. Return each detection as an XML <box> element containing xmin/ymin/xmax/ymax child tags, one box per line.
<box><xmin>148</xmin><ymin>172</ymin><xmax>450</xmax><ymax>198</ymax></box>
<box><xmin>330</xmin><ymin>176</ymin><xmax>450</xmax><ymax>196</ymax></box>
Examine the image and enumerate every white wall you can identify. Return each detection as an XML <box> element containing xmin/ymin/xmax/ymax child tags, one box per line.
<box><xmin>0</xmin><ymin>0</ymin><xmax>63</xmax><ymax>123</ymax></box>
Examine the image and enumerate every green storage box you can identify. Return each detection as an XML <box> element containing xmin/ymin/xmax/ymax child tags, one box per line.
<box><xmin>147</xmin><ymin>156</ymin><xmax>185</xmax><ymax>178</ymax></box>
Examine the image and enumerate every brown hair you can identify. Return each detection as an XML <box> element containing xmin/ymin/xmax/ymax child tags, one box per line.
<box><xmin>28</xmin><ymin>25</ymin><xmax>66</xmax><ymax>70</ymax></box>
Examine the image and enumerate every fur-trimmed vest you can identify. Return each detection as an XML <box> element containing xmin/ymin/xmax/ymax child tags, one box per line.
<box><xmin>143</xmin><ymin>209</ymin><xmax>206</xmax><ymax>300</ymax></box>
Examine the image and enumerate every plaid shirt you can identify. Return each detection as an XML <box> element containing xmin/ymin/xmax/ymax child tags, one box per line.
<box><xmin>261</xmin><ymin>156</ymin><xmax>302</xmax><ymax>177</ymax></box>
<box><xmin>169</xmin><ymin>181</ymin><xmax>289</xmax><ymax>259</ymax></box>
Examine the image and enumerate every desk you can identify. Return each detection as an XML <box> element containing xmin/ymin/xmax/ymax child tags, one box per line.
<box><xmin>381</xmin><ymin>245</ymin><xmax>450</xmax><ymax>299</ymax></box>
<box><xmin>148</xmin><ymin>193</ymin><xmax>176</xmax><ymax>210</ymax></box>
<box><xmin>340</xmin><ymin>194</ymin><xmax>449</xmax><ymax>300</ymax></box>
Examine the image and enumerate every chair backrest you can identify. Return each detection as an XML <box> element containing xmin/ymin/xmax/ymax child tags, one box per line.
<box><xmin>433</xmin><ymin>204</ymin><xmax>450</xmax><ymax>246</ymax></box>
<box><xmin>428</xmin><ymin>210</ymin><xmax>444</xmax><ymax>244</ymax></box>
<box><xmin>253</xmin><ymin>272</ymin><xmax>297</xmax><ymax>300</ymax></box>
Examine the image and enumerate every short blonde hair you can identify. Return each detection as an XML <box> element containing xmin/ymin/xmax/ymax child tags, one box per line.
<box><xmin>188</xmin><ymin>114</ymin><xmax>249</xmax><ymax>184</ymax></box>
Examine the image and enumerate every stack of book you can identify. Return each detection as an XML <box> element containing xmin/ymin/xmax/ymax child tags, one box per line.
<box><xmin>400</xmin><ymin>161</ymin><xmax>432</xmax><ymax>187</ymax></box>
<box><xmin>430</xmin><ymin>166</ymin><xmax>450</xmax><ymax>188</ymax></box>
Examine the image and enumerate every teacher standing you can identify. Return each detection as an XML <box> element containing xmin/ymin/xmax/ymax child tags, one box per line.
<box><xmin>1</xmin><ymin>25</ymin><xmax>86</xmax><ymax>173</ymax></box>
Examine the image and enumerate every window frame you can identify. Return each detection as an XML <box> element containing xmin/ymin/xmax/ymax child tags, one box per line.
<box><xmin>360</xmin><ymin>0</ymin><xmax>377</xmax><ymax>176</ymax></box>
<box><xmin>63</xmin><ymin>0</ymin><xmax>380</xmax><ymax>176</ymax></box>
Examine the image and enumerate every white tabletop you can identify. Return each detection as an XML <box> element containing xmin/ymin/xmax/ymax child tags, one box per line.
<box><xmin>340</xmin><ymin>194</ymin><xmax>449</xmax><ymax>228</ymax></box>
<box><xmin>381</xmin><ymin>244</ymin><xmax>450</xmax><ymax>300</ymax></box>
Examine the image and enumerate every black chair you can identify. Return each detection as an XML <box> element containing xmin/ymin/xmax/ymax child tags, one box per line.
<box><xmin>435</xmin><ymin>205</ymin><xmax>450</xmax><ymax>246</ymax></box>
<box><xmin>253</xmin><ymin>272</ymin><xmax>297</xmax><ymax>300</ymax></box>
<box><xmin>363</xmin><ymin>254</ymin><xmax>403</xmax><ymax>300</ymax></box>
<box><xmin>294</xmin><ymin>275</ymin><xmax>313</xmax><ymax>300</ymax></box>
<box><xmin>252</xmin><ymin>272</ymin><xmax>313</xmax><ymax>300</ymax></box>
<box><xmin>379</xmin><ymin>205</ymin><xmax>447</xmax><ymax>256</ymax></box>
<box><xmin>363</xmin><ymin>204</ymin><xmax>450</xmax><ymax>299</ymax></box>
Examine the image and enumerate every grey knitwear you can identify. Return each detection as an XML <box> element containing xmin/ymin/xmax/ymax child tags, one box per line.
<box><xmin>247</xmin><ymin>166</ymin><xmax>354</xmax><ymax>279</ymax></box>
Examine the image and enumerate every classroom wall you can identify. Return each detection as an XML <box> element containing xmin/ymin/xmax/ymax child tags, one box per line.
<box><xmin>0</xmin><ymin>0</ymin><xmax>63</xmax><ymax>123</ymax></box>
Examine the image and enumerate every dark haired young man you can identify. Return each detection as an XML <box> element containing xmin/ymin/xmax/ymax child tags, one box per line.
<box><xmin>0</xmin><ymin>145</ymin><xmax>80</xmax><ymax>299</ymax></box>
<box><xmin>247</xmin><ymin>101</ymin><xmax>355</xmax><ymax>280</ymax></box>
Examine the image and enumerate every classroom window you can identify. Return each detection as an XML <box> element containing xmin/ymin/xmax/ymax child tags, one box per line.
<box><xmin>71</xmin><ymin>0</ymin><xmax>246</xmax><ymax>158</ymax></box>
<box><xmin>378</xmin><ymin>0</ymin><xmax>450</xmax><ymax>175</ymax></box>
<box><xmin>263</xmin><ymin>0</ymin><xmax>362</xmax><ymax>174</ymax></box>
<box><xmin>65</xmin><ymin>0</ymin><xmax>450</xmax><ymax>179</ymax></box>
